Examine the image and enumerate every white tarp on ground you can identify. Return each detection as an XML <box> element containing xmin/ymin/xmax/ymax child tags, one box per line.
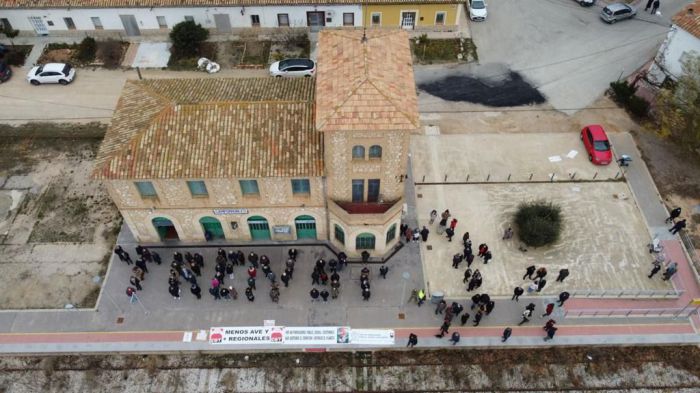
<box><xmin>131</xmin><ymin>42</ymin><xmax>171</xmax><ymax>68</ymax></box>
<box><xmin>209</xmin><ymin>326</ymin><xmax>394</xmax><ymax>346</ymax></box>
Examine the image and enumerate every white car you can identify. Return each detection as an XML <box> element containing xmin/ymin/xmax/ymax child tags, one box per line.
<box><xmin>468</xmin><ymin>0</ymin><xmax>488</xmax><ymax>21</ymax></box>
<box><xmin>269</xmin><ymin>58</ymin><xmax>316</xmax><ymax>78</ymax></box>
<box><xmin>27</xmin><ymin>63</ymin><xmax>76</xmax><ymax>85</ymax></box>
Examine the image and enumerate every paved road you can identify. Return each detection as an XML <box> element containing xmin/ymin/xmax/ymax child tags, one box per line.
<box><xmin>415</xmin><ymin>0</ymin><xmax>690</xmax><ymax>113</ymax></box>
<box><xmin>0</xmin><ymin>66</ymin><xmax>269</xmax><ymax>124</ymax></box>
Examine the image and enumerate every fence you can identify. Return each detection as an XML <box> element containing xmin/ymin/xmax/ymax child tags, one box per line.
<box><xmin>565</xmin><ymin>307</ymin><xmax>698</xmax><ymax>319</ymax></box>
<box><xmin>569</xmin><ymin>289</ymin><xmax>683</xmax><ymax>299</ymax></box>
<box><xmin>680</xmin><ymin>231</ymin><xmax>700</xmax><ymax>277</ymax></box>
<box><xmin>415</xmin><ymin>170</ymin><xmax>626</xmax><ymax>184</ymax></box>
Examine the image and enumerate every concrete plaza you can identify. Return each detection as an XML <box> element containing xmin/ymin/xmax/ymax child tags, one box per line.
<box><xmin>410</xmin><ymin>133</ymin><xmax>622</xmax><ymax>184</ymax></box>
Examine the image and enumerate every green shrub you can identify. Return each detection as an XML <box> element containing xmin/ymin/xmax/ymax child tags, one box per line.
<box><xmin>76</xmin><ymin>36</ymin><xmax>97</xmax><ymax>63</ymax></box>
<box><xmin>627</xmin><ymin>95</ymin><xmax>650</xmax><ymax>118</ymax></box>
<box><xmin>609</xmin><ymin>80</ymin><xmax>636</xmax><ymax>104</ymax></box>
<box><xmin>169</xmin><ymin>21</ymin><xmax>209</xmax><ymax>59</ymax></box>
<box><xmin>514</xmin><ymin>201</ymin><xmax>562</xmax><ymax>247</ymax></box>
<box><xmin>1</xmin><ymin>46</ymin><xmax>32</xmax><ymax>66</ymax></box>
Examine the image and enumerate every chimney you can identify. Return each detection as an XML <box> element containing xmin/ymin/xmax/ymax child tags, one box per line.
<box><xmin>688</xmin><ymin>7</ymin><xmax>694</xmax><ymax>15</ymax></box>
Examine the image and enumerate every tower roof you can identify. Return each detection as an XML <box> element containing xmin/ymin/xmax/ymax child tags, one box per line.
<box><xmin>315</xmin><ymin>29</ymin><xmax>420</xmax><ymax>132</ymax></box>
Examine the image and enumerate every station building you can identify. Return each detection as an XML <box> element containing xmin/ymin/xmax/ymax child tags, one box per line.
<box><xmin>93</xmin><ymin>29</ymin><xmax>419</xmax><ymax>257</ymax></box>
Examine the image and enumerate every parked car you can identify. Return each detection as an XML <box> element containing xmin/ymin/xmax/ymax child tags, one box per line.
<box><xmin>574</xmin><ymin>0</ymin><xmax>595</xmax><ymax>6</ymax></box>
<box><xmin>600</xmin><ymin>3</ymin><xmax>636</xmax><ymax>23</ymax></box>
<box><xmin>269</xmin><ymin>58</ymin><xmax>316</xmax><ymax>77</ymax></box>
<box><xmin>0</xmin><ymin>62</ymin><xmax>11</xmax><ymax>83</ymax></box>
<box><xmin>26</xmin><ymin>63</ymin><xmax>76</xmax><ymax>85</ymax></box>
<box><xmin>468</xmin><ymin>0</ymin><xmax>488</xmax><ymax>21</ymax></box>
<box><xmin>580</xmin><ymin>125</ymin><xmax>612</xmax><ymax>165</ymax></box>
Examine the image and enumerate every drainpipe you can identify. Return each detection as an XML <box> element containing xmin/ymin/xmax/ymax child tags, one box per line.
<box><xmin>322</xmin><ymin>176</ymin><xmax>330</xmax><ymax>243</ymax></box>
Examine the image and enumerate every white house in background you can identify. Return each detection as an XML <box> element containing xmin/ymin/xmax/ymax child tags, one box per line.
<box><xmin>648</xmin><ymin>0</ymin><xmax>700</xmax><ymax>84</ymax></box>
<box><xmin>0</xmin><ymin>0</ymin><xmax>363</xmax><ymax>36</ymax></box>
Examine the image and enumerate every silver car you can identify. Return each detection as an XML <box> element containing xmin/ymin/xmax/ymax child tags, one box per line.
<box><xmin>600</xmin><ymin>3</ymin><xmax>636</xmax><ymax>23</ymax></box>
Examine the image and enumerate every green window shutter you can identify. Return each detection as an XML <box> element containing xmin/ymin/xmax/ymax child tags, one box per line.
<box><xmin>187</xmin><ymin>180</ymin><xmax>208</xmax><ymax>196</ymax></box>
<box><xmin>386</xmin><ymin>224</ymin><xmax>396</xmax><ymax>244</ymax></box>
<box><xmin>135</xmin><ymin>181</ymin><xmax>157</xmax><ymax>197</ymax></box>
<box><xmin>356</xmin><ymin>233</ymin><xmax>376</xmax><ymax>250</ymax></box>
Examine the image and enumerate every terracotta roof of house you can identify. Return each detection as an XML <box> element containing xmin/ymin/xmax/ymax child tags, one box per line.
<box><xmin>315</xmin><ymin>29</ymin><xmax>419</xmax><ymax>132</ymax></box>
<box><xmin>673</xmin><ymin>0</ymin><xmax>700</xmax><ymax>39</ymax></box>
<box><xmin>93</xmin><ymin>78</ymin><xmax>322</xmax><ymax>180</ymax></box>
<box><xmin>1</xmin><ymin>0</ymin><xmax>458</xmax><ymax>8</ymax></box>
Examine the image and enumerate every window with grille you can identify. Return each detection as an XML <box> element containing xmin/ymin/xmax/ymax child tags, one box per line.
<box><xmin>334</xmin><ymin>224</ymin><xmax>345</xmax><ymax>245</ymax></box>
<box><xmin>291</xmin><ymin>179</ymin><xmax>310</xmax><ymax>195</ymax></box>
<box><xmin>239</xmin><ymin>180</ymin><xmax>259</xmax><ymax>195</ymax></box>
<box><xmin>371</xmin><ymin>13</ymin><xmax>381</xmax><ymax>26</ymax></box>
<box><xmin>157</xmin><ymin>16</ymin><xmax>168</xmax><ymax>28</ymax></box>
<box><xmin>356</xmin><ymin>233</ymin><xmax>376</xmax><ymax>250</ymax></box>
<box><xmin>352</xmin><ymin>145</ymin><xmax>365</xmax><ymax>159</ymax></box>
<box><xmin>187</xmin><ymin>181</ymin><xmax>208</xmax><ymax>197</ymax></box>
<box><xmin>369</xmin><ymin>145</ymin><xmax>382</xmax><ymax>158</ymax></box>
<box><xmin>135</xmin><ymin>181</ymin><xmax>157</xmax><ymax>198</ymax></box>
<box><xmin>251</xmin><ymin>15</ymin><xmax>261</xmax><ymax>27</ymax></box>
<box><xmin>278</xmin><ymin>13</ymin><xmax>290</xmax><ymax>27</ymax></box>
<box><xmin>386</xmin><ymin>224</ymin><xmax>396</xmax><ymax>244</ymax></box>
<box><xmin>435</xmin><ymin>12</ymin><xmax>446</xmax><ymax>25</ymax></box>
<box><xmin>184</xmin><ymin>16</ymin><xmax>194</xmax><ymax>22</ymax></box>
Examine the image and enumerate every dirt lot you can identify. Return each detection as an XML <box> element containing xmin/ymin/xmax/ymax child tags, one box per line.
<box><xmin>633</xmin><ymin>128</ymin><xmax>700</xmax><ymax>248</ymax></box>
<box><xmin>1</xmin><ymin>346</ymin><xmax>698</xmax><ymax>392</ymax></box>
<box><xmin>0</xmin><ymin>123</ymin><xmax>121</xmax><ymax>309</ymax></box>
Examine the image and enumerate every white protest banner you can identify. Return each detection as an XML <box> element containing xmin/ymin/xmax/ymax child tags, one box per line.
<box><xmin>282</xmin><ymin>326</ymin><xmax>350</xmax><ymax>345</ymax></box>
<box><xmin>350</xmin><ymin>329</ymin><xmax>396</xmax><ymax>345</ymax></box>
<box><xmin>209</xmin><ymin>326</ymin><xmax>283</xmax><ymax>345</ymax></box>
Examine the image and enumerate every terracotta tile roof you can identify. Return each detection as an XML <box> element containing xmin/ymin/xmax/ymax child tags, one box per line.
<box><xmin>673</xmin><ymin>0</ymin><xmax>700</xmax><ymax>39</ymax></box>
<box><xmin>93</xmin><ymin>78</ymin><xmax>322</xmax><ymax>180</ymax></box>
<box><xmin>315</xmin><ymin>29</ymin><xmax>419</xmax><ymax>132</ymax></box>
<box><xmin>1</xmin><ymin>0</ymin><xmax>458</xmax><ymax>9</ymax></box>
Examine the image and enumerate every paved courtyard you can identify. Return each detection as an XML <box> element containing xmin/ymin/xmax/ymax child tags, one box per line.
<box><xmin>414</xmin><ymin>181</ymin><xmax>671</xmax><ymax>298</ymax></box>
<box><xmin>410</xmin><ymin>133</ymin><xmax>622</xmax><ymax>184</ymax></box>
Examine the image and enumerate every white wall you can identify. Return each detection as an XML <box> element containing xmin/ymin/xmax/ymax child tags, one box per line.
<box><xmin>2</xmin><ymin>5</ymin><xmax>361</xmax><ymax>34</ymax></box>
<box><xmin>657</xmin><ymin>26</ymin><xmax>700</xmax><ymax>80</ymax></box>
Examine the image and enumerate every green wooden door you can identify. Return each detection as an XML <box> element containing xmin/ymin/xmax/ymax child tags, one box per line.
<box><xmin>248</xmin><ymin>216</ymin><xmax>271</xmax><ymax>240</ymax></box>
<box><xmin>295</xmin><ymin>215</ymin><xmax>317</xmax><ymax>239</ymax></box>
<box><xmin>152</xmin><ymin>217</ymin><xmax>179</xmax><ymax>241</ymax></box>
<box><xmin>200</xmin><ymin>216</ymin><xmax>225</xmax><ymax>240</ymax></box>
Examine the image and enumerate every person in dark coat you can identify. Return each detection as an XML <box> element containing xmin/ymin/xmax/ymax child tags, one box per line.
<box><xmin>644</xmin><ymin>0</ymin><xmax>653</xmax><ymax>11</ymax></box>
<box><xmin>482</xmin><ymin>251</ymin><xmax>492</xmax><ymax>264</ymax></box>
<box><xmin>470</xmin><ymin>294</ymin><xmax>482</xmax><ymax>309</ymax></box>
<box><xmin>190</xmin><ymin>283</ymin><xmax>201</xmax><ymax>299</ymax></box>
<box><xmin>193</xmin><ymin>252</ymin><xmax>204</xmax><ymax>267</ymax></box>
<box><xmin>247</xmin><ymin>277</ymin><xmax>256</xmax><ymax>291</ymax></box>
<box><xmin>407</xmin><ymin>333</ymin><xmax>418</xmax><ymax>347</ymax></box>
<box><xmin>557</xmin><ymin>291</ymin><xmax>570</xmax><ymax>306</ymax></box>
<box><xmin>135</xmin><ymin>258</ymin><xmax>148</xmax><ymax>274</ymax></box>
<box><xmin>114</xmin><ymin>246</ymin><xmax>126</xmax><ymax>262</ymax></box>
<box><xmin>379</xmin><ymin>265</ymin><xmax>389</xmax><ymax>279</ymax></box>
<box><xmin>190</xmin><ymin>261</ymin><xmax>201</xmax><ymax>277</ymax></box>
<box><xmin>523</xmin><ymin>265</ymin><xmax>536</xmax><ymax>280</ymax></box>
<box><xmin>310</xmin><ymin>288</ymin><xmax>320</xmax><ymax>302</ymax></box>
<box><xmin>445</xmin><ymin>227</ymin><xmax>455</xmax><ymax>242</ymax></box>
<box><xmin>485</xmin><ymin>300</ymin><xmax>495</xmax><ymax>315</ymax></box>
<box><xmin>460</xmin><ymin>313</ymin><xmax>470</xmax><ymax>326</ymax></box>
<box><xmin>362</xmin><ymin>288</ymin><xmax>371</xmax><ymax>301</ymax></box>
<box><xmin>472</xmin><ymin>311</ymin><xmax>483</xmax><ymax>326</ymax></box>
<box><xmin>173</xmin><ymin>252</ymin><xmax>183</xmax><ymax>263</ymax></box>
<box><xmin>420</xmin><ymin>226</ymin><xmax>430</xmax><ymax>241</ymax></box>
<box><xmin>452</xmin><ymin>253</ymin><xmax>463</xmax><ymax>269</ymax></box>
<box><xmin>648</xmin><ymin>261</ymin><xmax>662</xmax><ymax>278</ymax></box>
<box><xmin>245</xmin><ymin>287</ymin><xmax>254</xmax><ymax>302</ymax></box>
<box><xmin>142</xmin><ymin>248</ymin><xmax>152</xmax><ymax>263</ymax></box>
<box><xmin>512</xmin><ymin>286</ymin><xmax>524</xmax><ymax>301</ymax></box>
<box><xmin>129</xmin><ymin>275</ymin><xmax>142</xmax><ymax>291</ymax></box>
<box><xmin>544</xmin><ymin>327</ymin><xmax>558</xmax><ymax>341</ymax></box>
<box><xmin>320</xmin><ymin>289</ymin><xmax>330</xmax><ymax>302</ymax></box>
<box><xmin>536</xmin><ymin>279</ymin><xmax>547</xmax><ymax>292</ymax></box>
<box><xmin>288</xmin><ymin>248</ymin><xmax>298</xmax><ymax>260</ymax></box>
<box><xmin>670</xmin><ymin>219</ymin><xmax>687</xmax><ymax>235</ymax></box>
<box><xmin>536</xmin><ymin>267</ymin><xmax>547</xmax><ymax>280</ymax></box>
<box><xmin>650</xmin><ymin>0</ymin><xmax>660</xmax><ymax>14</ymax></box>
<box><xmin>449</xmin><ymin>331</ymin><xmax>460</xmax><ymax>345</ymax></box>
<box><xmin>169</xmin><ymin>285</ymin><xmax>180</xmax><ymax>299</ymax></box>
<box><xmin>666</xmin><ymin>207</ymin><xmax>682</xmax><ymax>223</ymax></box>
<box><xmin>151</xmin><ymin>251</ymin><xmax>161</xmax><ymax>265</ymax></box>
<box><xmin>281</xmin><ymin>272</ymin><xmax>290</xmax><ymax>287</ymax></box>
<box><xmin>555</xmin><ymin>269</ymin><xmax>569</xmax><ymax>282</ymax></box>
<box><xmin>501</xmin><ymin>327</ymin><xmax>512</xmax><ymax>342</ymax></box>
<box><xmin>135</xmin><ymin>245</ymin><xmax>144</xmax><ymax>256</ymax></box>
<box><xmin>463</xmin><ymin>268</ymin><xmax>473</xmax><ymax>283</ymax></box>
<box><xmin>311</xmin><ymin>270</ymin><xmax>320</xmax><ymax>285</ymax></box>
<box><xmin>248</xmin><ymin>252</ymin><xmax>259</xmax><ymax>268</ymax></box>
<box><xmin>435</xmin><ymin>321</ymin><xmax>450</xmax><ymax>338</ymax></box>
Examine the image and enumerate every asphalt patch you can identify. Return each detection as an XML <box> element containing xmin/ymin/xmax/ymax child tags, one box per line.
<box><xmin>418</xmin><ymin>71</ymin><xmax>546</xmax><ymax>107</ymax></box>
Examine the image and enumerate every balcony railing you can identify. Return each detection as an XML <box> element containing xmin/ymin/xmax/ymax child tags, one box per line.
<box><xmin>334</xmin><ymin>201</ymin><xmax>399</xmax><ymax>215</ymax></box>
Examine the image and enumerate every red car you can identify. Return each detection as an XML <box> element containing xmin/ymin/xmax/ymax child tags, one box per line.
<box><xmin>580</xmin><ymin>125</ymin><xmax>612</xmax><ymax>165</ymax></box>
